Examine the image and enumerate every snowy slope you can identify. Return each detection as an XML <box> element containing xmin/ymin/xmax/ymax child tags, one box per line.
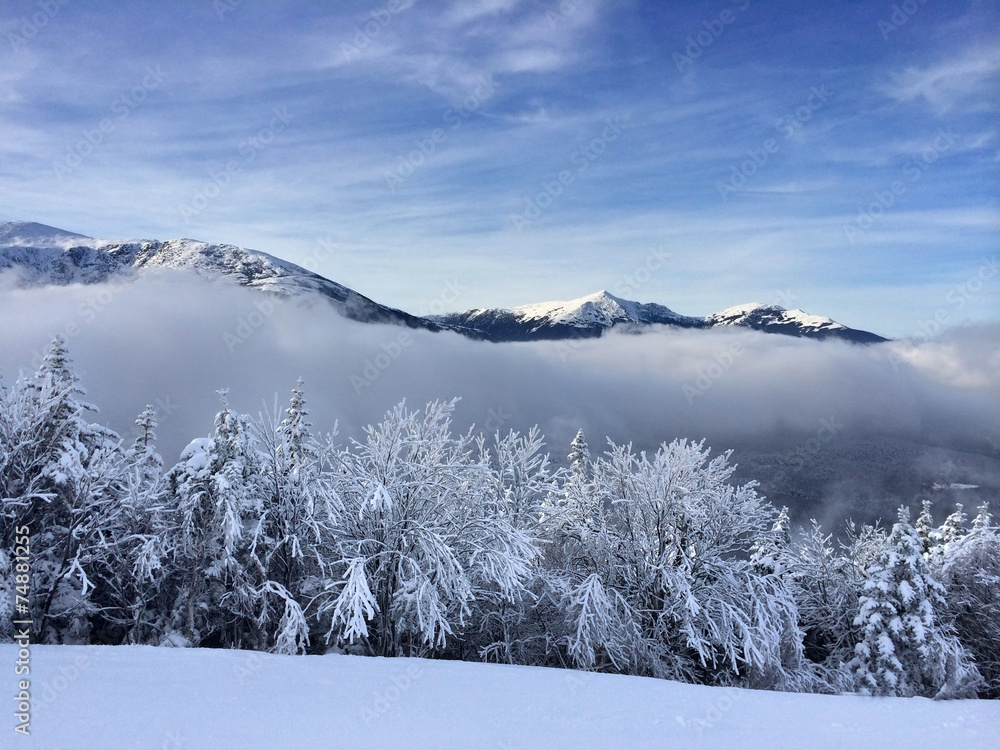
<box><xmin>0</xmin><ymin>221</ymin><xmax>442</xmax><ymax>331</ymax></box>
<box><xmin>434</xmin><ymin>292</ymin><xmax>887</xmax><ymax>344</ymax></box>
<box><xmin>2</xmin><ymin>644</ymin><xmax>996</xmax><ymax>749</ymax></box>
<box><xmin>705</xmin><ymin>303</ymin><xmax>884</xmax><ymax>342</ymax></box>
<box><xmin>0</xmin><ymin>220</ymin><xmax>95</xmax><ymax>249</ymax></box>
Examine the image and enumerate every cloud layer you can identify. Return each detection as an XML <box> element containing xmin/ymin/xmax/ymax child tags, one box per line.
<box><xmin>1</xmin><ymin>275</ymin><xmax>997</xmax><ymax>531</ymax></box>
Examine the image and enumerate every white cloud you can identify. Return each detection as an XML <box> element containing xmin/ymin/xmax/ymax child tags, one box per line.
<box><xmin>885</xmin><ymin>43</ymin><xmax>1000</xmax><ymax>112</ymax></box>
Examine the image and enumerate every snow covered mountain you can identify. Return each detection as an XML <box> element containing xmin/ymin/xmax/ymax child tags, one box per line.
<box><xmin>0</xmin><ymin>221</ymin><xmax>445</xmax><ymax>331</ymax></box>
<box><xmin>1</xmin><ymin>221</ymin><xmax>886</xmax><ymax>343</ymax></box>
<box><xmin>430</xmin><ymin>290</ymin><xmax>705</xmax><ymax>342</ymax></box>
<box><xmin>705</xmin><ymin>302</ymin><xmax>886</xmax><ymax>343</ymax></box>
<box><xmin>432</xmin><ymin>290</ymin><xmax>887</xmax><ymax>343</ymax></box>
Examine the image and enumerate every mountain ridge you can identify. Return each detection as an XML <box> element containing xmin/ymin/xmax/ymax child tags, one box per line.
<box><xmin>0</xmin><ymin>221</ymin><xmax>887</xmax><ymax>344</ymax></box>
<box><xmin>432</xmin><ymin>289</ymin><xmax>887</xmax><ymax>344</ymax></box>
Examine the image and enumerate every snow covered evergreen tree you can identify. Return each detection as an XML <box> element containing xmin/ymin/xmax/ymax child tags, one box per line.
<box><xmin>939</xmin><ymin>502</ymin><xmax>1000</xmax><ymax>697</ymax></box>
<box><xmin>939</xmin><ymin>504</ymin><xmax>968</xmax><ymax>549</ymax></box>
<box><xmin>785</xmin><ymin>521</ymin><xmax>860</xmax><ymax>689</ymax></box>
<box><xmin>0</xmin><ymin>338</ymin><xmax>127</xmax><ymax>643</ymax></box>
<box><xmin>161</xmin><ymin>392</ymin><xmax>269</xmax><ymax>648</ymax></box>
<box><xmin>850</xmin><ymin>507</ymin><xmax>980</xmax><ymax>698</ymax></box>
<box><xmin>247</xmin><ymin>381</ymin><xmax>335</xmax><ymax>654</ymax></box>
<box><xmin>567</xmin><ymin>429</ymin><xmax>590</xmax><ymax>476</ymax></box>
<box><xmin>751</xmin><ymin>506</ymin><xmax>791</xmax><ymax>575</ymax></box>
<box><xmin>914</xmin><ymin>497</ymin><xmax>940</xmax><ymax>560</ymax></box>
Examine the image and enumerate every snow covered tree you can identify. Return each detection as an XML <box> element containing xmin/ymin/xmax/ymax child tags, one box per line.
<box><xmin>568</xmin><ymin>429</ymin><xmax>590</xmax><ymax>476</ymax></box>
<box><xmin>467</xmin><ymin>427</ymin><xmax>562</xmax><ymax>665</ymax></box>
<box><xmin>939</xmin><ymin>504</ymin><xmax>968</xmax><ymax>548</ymax></box>
<box><xmin>161</xmin><ymin>392</ymin><xmax>270</xmax><ymax>649</ymax></box>
<box><xmin>785</xmin><ymin>521</ymin><xmax>860</xmax><ymax>688</ymax></box>
<box><xmin>939</xmin><ymin>503</ymin><xmax>1000</xmax><ymax>697</ymax></box>
<box><xmin>316</xmin><ymin>400</ymin><xmax>537</xmax><ymax>659</ymax></box>
<box><xmin>246</xmin><ymin>381</ymin><xmax>336</xmax><ymax>654</ymax></box>
<box><xmin>548</xmin><ymin>438</ymin><xmax>807</xmax><ymax>688</ymax></box>
<box><xmin>751</xmin><ymin>506</ymin><xmax>791</xmax><ymax>575</ymax></box>
<box><xmin>850</xmin><ymin>507</ymin><xmax>980</xmax><ymax>698</ymax></box>
<box><xmin>972</xmin><ymin>502</ymin><xmax>992</xmax><ymax>531</ymax></box>
<box><xmin>914</xmin><ymin>496</ymin><xmax>940</xmax><ymax>560</ymax></box>
<box><xmin>0</xmin><ymin>339</ymin><xmax>127</xmax><ymax>643</ymax></box>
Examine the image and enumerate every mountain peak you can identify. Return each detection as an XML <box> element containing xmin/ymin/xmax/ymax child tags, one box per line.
<box><xmin>0</xmin><ymin>220</ymin><xmax>93</xmax><ymax>248</ymax></box>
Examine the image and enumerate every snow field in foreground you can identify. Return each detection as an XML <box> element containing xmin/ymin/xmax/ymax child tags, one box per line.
<box><xmin>3</xmin><ymin>644</ymin><xmax>999</xmax><ymax>749</ymax></box>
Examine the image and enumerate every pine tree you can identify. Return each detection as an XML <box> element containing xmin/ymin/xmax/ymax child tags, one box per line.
<box><xmin>972</xmin><ymin>502</ymin><xmax>992</xmax><ymax>531</ymax></box>
<box><xmin>163</xmin><ymin>392</ymin><xmax>266</xmax><ymax>648</ymax></box>
<box><xmin>752</xmin><ymin>506</ymin><xmax>791</xmax><ymax>575</ymax></box>
<box><xmin>914</xmin><ymin>497</ymin><xmax>938</xmax><ymax>559</ymax></box>
<box><xmin>0</xmin><ymin>339</ymin><xmax>128</xmax><ymax>643</ymax></box>
<box><xmin>939</xmin><ymin>504</ymin><xmax>968</xmax><ymax>548</ymax></box>
<box><xmin>568</xmin><ymin>429</ymin><xmax>590</xmax><ymax>476</ymax></box>
<box><xmin>850</xmin><ymin>507</ymin><xmax>977</xmax><ymax>697</ymax></box>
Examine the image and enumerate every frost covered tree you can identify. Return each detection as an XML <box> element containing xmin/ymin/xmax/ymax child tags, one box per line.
<box><xmin>914</xmin><ymin>497</ymin><xmax>940</xmax><ymax>560</ymax></box>
<box><xmin>0</xmin><ymin>339</ymin><xmax>127</xmax><ymax>643</ymax></box>
<box><xmin>751</xmin><ymin>506</ymin><xmax>791</xmax><ymax>575</ymax></box>
<box><xmin>316</xmin><ymin>400</ymin><xmax>537</xmax><ymax>659</ymax></box>
<box><xmin>850</xmin><ymin>507</ymin><xmax>980</xmax><ymax>698</ymax></box>
<box><xmin>468</xmin><ymin>426</ymin><xmax>562</xmax><ymax>665</ymax></box>
<box><xmin>939</xmin><ymin>503</ymin><xmax>1000</xmax><ymax>697</ymax></box>
<box><xmin>785</xmin><ymin>521</ymin><xmax>859</xmax><ymax>687</ymax></box>
<box><xmin>161</xmin><ymin>392</ymin><xmax>269</xmax><ymax>648</ymax></box>
<box><xmin>568</xmin><ymin>429</ymin><xmax>590</xmax><ymax>476</ymax></box>
<box><xmin>939</xmin><ymin>504</ymin><xmax>968</xmax><ymax>549</ymax></box>
<box><xmin>246</xmin><ymin>381</ymin><xmax>336</xmax><ymax>654</ymax></box>
<box><xmin>550</xmin><ymin>439</ymin><xmax>807</xmax><ymax>688</ymax></box>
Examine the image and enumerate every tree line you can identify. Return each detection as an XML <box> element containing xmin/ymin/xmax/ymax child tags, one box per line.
<box><xmin>1</xmin><ymin>337</ymin><xmax>998</xmax><ymax>699</ymax></box>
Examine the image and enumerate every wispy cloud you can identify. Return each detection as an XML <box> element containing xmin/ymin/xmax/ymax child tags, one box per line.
<box><xmin>884</xmin><ymin>43</ymin><xmax>1000</xmax><ymax>112</ymax></box>
<box><xmin>0</xmin><ymin>0</ymin><xmax>997</xmax><ymax>337</ymax></box>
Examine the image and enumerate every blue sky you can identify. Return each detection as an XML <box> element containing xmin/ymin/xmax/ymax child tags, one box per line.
<box><xmin>1</xmin><ymin>0</ymin><xmax>997</xmax><ymax>337</ymax></box>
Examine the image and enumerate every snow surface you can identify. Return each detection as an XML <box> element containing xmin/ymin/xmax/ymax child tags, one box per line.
<box><xmin>507</xmin><ymin>289</ymin><xmax>695</xmax><ymax>329</ymax></box>
<box><xmin>512</xmin><ymin>290</ymin><xmax>647</xmax><ymax>326</ymax></box>
<box><xmin>0</xmin><ymin>221</ymin><xmax>98</xmax><ymax>249</ymax></box>
<box><xmin>707</xmin><ymin>303</ymin><xmax>847</xmax><ymax>332</ymax></box>
<box><xmin>3</xmin><ymin>645</ymin><xmax>997</xmax><ymax>749</ymax></box>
